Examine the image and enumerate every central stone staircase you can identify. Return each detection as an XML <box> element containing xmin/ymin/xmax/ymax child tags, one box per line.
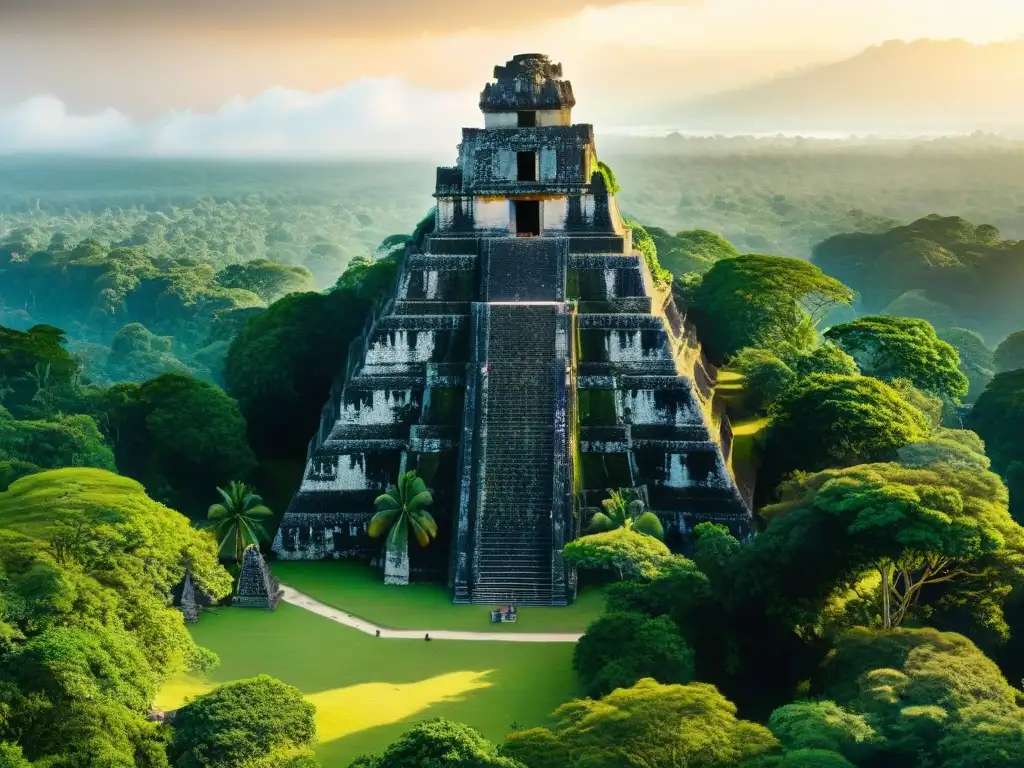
<box><xmin>471</xmin><ymin>304</ymin><xmax>560</xmax><ymax>604</ymax></box>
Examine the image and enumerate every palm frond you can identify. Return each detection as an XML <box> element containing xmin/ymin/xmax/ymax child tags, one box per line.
<box><xmin>411</xmin><ymin>509</ymin><xmax>438</xmax><ymax>539</ymax></box>
<box><xmin>244</xmin><ymin>504</ymin><xmax>274</xmax><ymax>519</ymax></box>
<box><xmin>207</xmin><ymin>503</ymin><xmax>230</xmax><ymax>520</ymax></box>
<box><xmin>215</xmin><ymin>485</ymin><xmax>235</xmax><ymax>508</ymax></box>
<box><xmin>216</xmin><ymin>526</ymin><xmax>238</xmax><ymax>557</ymax></box>
<box><xmin>243</xmin><ymin>491</ymin><xmax>264</xmax><ymax>506</ymax></box>
<box><xmin>368</xmin><ymin>508</ymin><xmax>401</xmax><ymax>537</ymax></box>
<box><xmin>239</xmin><ymin>517</ymin><xmax>269</xmax><ymax>545</ymax></box>
<box><xmin>408</xmin><ymin>514</ymin><xmax>431</xmax><ymax>548</ymax></box>
<box><xmin>407</xmin><ymin>490</ymin><xmax>433</xmax><ymax>511</ymax></box>
<box><xmin>374</xmin><ymin>493</ymin><xmax>401</xmax><ymax>511</ymax></box>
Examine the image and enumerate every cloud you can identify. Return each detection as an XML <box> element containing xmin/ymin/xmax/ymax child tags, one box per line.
<box><xmin>0</xmin><ymin>80</ymin><xmax>480</xmax><ymax>158</ymax></box>
<box><xmin>1</xmin><ymin>0</ymin><xmax>698</xmax><ymax>37</ymax></box>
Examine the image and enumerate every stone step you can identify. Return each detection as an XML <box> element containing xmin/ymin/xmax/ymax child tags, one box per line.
<box><xmin>476</xmin><ymin>567</ymin><xmax>551</xmax><ymax>577</ymax></box>
<box><xmin>577</xmin><ymin>314</ymin><xmax>666</xmax><ymax>330</ymax></box>
<box><xmin>392</xmin><ymin>300</ymin><xmax>471</xmax><ymax>316</ymax></box>
<box><xmin>476</xmin><ymin>547</ymin><xmax>551</xmax><ymax>558</ymax></box>
<box><xmin>473</xmin><ymin>588</ymin><xmax>554</xmax><ymax>598</ymax></box>
<box><xmin>461</xmin><ymin>595</ymin><xmax>563</xmax><ymax>607</ymax></box>
<box><xmin>568</xmin><ymin>253</ymin><xmax>642</xmax><ymax>269</ymax></box>
<box><xmin>377</xmin><ymin>315</ymin><xmax>467</xmax><ymax>331</ymax></box>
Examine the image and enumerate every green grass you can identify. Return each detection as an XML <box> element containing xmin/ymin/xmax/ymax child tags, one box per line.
<box><xmin>271</xmin><ymin>561</ymin><xmax>606</xmax><ymax>633</ymax></box>
<box><xmin>157</xmin><ymin>604</ymin><xmax>580</xmax><ymax>767</ymax></box>
<box><xmin>715</xmin><ymin>369</ymin><xmax>744</xmax><ymax>389</ymax></box>
<box><xmin>730</xmin><ymin>415</ymin><xmax>769</xmax><ymax>498</ymax></box>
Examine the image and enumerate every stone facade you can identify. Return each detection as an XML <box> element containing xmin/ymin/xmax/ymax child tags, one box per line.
<box><xmin>273</xmin><ymin>54</ymin><xmax>750</xmax><ymax>602</ymax></box>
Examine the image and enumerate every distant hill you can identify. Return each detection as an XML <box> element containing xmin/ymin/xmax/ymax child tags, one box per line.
<box><xmin>663</xmin><ymin>39</ymin><xmax>1024</xmax><ymax>134</ymax></box>
<box><xmin>812</xmin><ymin>213</ymin><xmax>1024</xmax><ymax>342</ymax></box>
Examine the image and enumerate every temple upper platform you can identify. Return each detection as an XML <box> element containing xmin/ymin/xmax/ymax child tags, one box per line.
<box><xmin>436</xmin><ymin>57</ymin><xmax>621</xmax><ymax>240</ymax></box>
<box><xmin>480</xmin><ymin>53</ymin><xmax>576</xmax><ymax>123</ymax></box>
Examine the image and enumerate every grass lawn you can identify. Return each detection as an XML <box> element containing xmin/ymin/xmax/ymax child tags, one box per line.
<box><xmin>731</xmin><ymin>415</ymin><xmax>769</xmax><ymax>467</ymax></box>
<box><xmin>156</xmin><ymin>603</ymin><xmax>580</xmax><ymax>767</ymax></box>
<box><xmin>271</xmin><ymin>561</ymin><xmax>606</xmax><ymax>633</ymax></box>
<box><xmin>730</xmin><ymin>414</ymin><xmax>769</xmax><ymax>500</ymax></box>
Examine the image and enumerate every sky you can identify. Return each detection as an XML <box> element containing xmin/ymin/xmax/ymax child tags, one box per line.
<box><xmin>1</xmin><ymin>0</ymin><xmax>1023</xmax><ymax>156</ymax></box>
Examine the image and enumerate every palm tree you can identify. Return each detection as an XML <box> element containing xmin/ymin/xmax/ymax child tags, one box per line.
<box><xmin>588</xmin><ymin>488</ymin><xmax>665</xmax><ymax>540</ymax></box>
<box><xmin>368</xmin><ymin>470</ymin><xmax>436</xmax><ymax>585</ymax></box>
<box><xmin>207</xmin><ymin>481</ymin><xmax>273</xmax><ymax>562</ymax></box>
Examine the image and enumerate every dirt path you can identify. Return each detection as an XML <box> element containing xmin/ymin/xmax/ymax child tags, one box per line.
<box><xmin>279</xmin><ymin>585</ymin><xmax>583</xmax><ymax>643</ymax></box>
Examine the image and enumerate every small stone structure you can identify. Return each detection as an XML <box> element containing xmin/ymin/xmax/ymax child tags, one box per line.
<box><xmin>179</xmin><ymin>569</ymin><xmax>199</xmax><ymax>623</ymax></box>
<box><xmin>274</xmin><ymin>53</ymin><xmax>750</xmax><ymax>604</ymax></box>
<box><xmin>233</xmin><ymin>545</ymin><xmax>282</xmax><ymax>610</ymax></box>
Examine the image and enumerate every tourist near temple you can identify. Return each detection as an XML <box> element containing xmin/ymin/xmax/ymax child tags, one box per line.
<box><xmin>273</xmin><ymin>54</ymin><xmax>750</xmax><ymax>605</ymax></box>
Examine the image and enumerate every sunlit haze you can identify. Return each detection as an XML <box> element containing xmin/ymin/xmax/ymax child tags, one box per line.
<box><xmin>1</xmin><ymin>0</ymin><xmax>1023</xmax><ymax>155</ymax></box>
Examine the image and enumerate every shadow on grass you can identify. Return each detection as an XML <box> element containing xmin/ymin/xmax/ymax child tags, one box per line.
<box><xmin>175</xmin><ymin>603</ymin><xmax>579</xmax><ymax>767</ymax></box>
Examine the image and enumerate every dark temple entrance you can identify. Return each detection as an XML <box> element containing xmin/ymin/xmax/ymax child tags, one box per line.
<box><xmin>517</xmin><ymin>151</ymin><xmax>537</xmax><ymax>182</ymax></box>
<box><xmin>515</xmin><ymin>200</ymin><xmax>540</xmax><ymax>237</ymax></box>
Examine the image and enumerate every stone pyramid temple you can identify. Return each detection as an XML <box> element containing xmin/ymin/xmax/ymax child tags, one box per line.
<box><xmin>233</xmin><ymin>545</ymin><xmax>283</xmax><ymax>609</ymax></box>
<box><xmin>273</xmin><ymin>53</ymin><xmax>750</xmax><ymax>605</ymax></box>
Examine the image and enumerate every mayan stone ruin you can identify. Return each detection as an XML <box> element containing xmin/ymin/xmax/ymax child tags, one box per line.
<box><xmin>178</xmin><ymin>569</ymin><xmax>199</xmax><ymax>623</ymax></box>
<box><xmin>273</xmin><ymin>53</ymin><xmax>750</xmax><ymax>604</ymax></box>
<box><xmin>233</xmin><ymin>544</ymin><xmax>283</xmax><ymax>609</ymax></box>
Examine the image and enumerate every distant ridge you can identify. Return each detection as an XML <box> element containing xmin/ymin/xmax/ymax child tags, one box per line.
<box><xmin>662</xmin><ymin>39</ymin><xmax>1024</xmax><ymax>134</ymax></box>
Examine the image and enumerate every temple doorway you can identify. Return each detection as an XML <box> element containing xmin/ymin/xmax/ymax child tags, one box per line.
<box><xmin>517</xmin><ymin>151</ymin><xmax>537</xmax><ymax>182</ymax></box>
<box><xmin>515</xmin><ymin>200</ymin><xmax>540</xmax><ymax>237</ymax></box>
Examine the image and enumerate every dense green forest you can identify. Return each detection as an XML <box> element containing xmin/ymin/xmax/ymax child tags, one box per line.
<box><xmin>609</xmin><ymin>138</ymin><xmax>1024</xmax><ymax>258</ymax></box>
<box><xmin>2</xmin><ymin>147</ymin><xmax>1024</xmax><ymax>767</ymax></box>
<box><xmin>0</xmin><ymin>158</ymin><xmax>433</xmax><ymax>385</ymax></box>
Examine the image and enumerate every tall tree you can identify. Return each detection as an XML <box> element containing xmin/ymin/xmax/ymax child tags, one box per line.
<box><xmin>101</xmin><ymin>373</ymin><xmax>257</xmax><ymax>515</ymax></box>
<box><xmin>761</xmin><ymin>461</ymin><xmax>1024</xmax><ymax>630</ymax></box>
<box><xmin>0</xmin><ymin>408</ymin><xmax>116</xmax><ymax>489</ymax></box>
<box><xmin>368</xmin><ymin>471</ymin><xmax>436</xmax><ymax>586</ymax></box>
<box><xmin>728</xmin><ymin>348</ymin><xmax>796</xmax><ymax>412</ymax></box>
<box><xmin>562</xmin><ymin>528</ymin><xmax>681</xmax><ymax>581</ymax></box>
<box><xmin>824</xmin><ymin>316</ymin><xmax>968</xmax><ymax>402</ymax></box>
<box><xmin>168</xmin><ymin>675</ymin><xmax>317</xmax><ymax>768</ymax></box>
<box><xmin>761</xmin><ymin>374</ymin><xmax>930</xmax><ymax>491</ymax></box>
<box><xmin>994</xmin><ymin>330</ymin><xmax>1024</xmax><ymax>373</ymax></box>
<box><xmin>692</xmin><ymin>254</ymin><xmax>853</xmax><ymax>362</ymax></box>
<box><xmin>765</xmin><ymin>700</ymin><xmax>876</xmax><ymax>762</ymax></box>
<box><xmin>647</xmin><ymin>227</ymin><xmax>740</xmax><ymax>275</ymax></box>
<box><xmin>225</xmin><ymin>251</ymin><xmax>401</xmax><ymax>459</ymax></box>
<box><xmin>350</xmin><ymin>718</ymin><xmax>522</xmax><ymax>768</ymax></box>
<box><xmin>573</xmin><ymin>612</ymin><xmax>694</xmax><ymax>697</ymax></box>
<box><xmin>968</xmin><ymin>370</ymin><xmax>1024</xmax><ymax>475</ymax></box>
<box><xmin>214</xmin><ymin>259</ymin><xmax>316</xmax><ymax>303</ymax></box>
<box><xmin>207</xmin><ymin>481</ymin><xmax>273</xmax><ymax>562</ymax></box>
<box><xmin>814</xmin><ymin>627</ymin><xmax>1024</xmax><ymax>768</ymax></box>
<box><xmin>0</xmin><ymin>324</ymin><xmax>80</xmax><ymax>419</ymax></box>
<box><xmin>502</xmin><ymin>678</ymin><xmax>778</xmax><ymax>768</ymax></box>
<box><xmin>938</xmin><ymin>327</ymin><xmax>995</xmax><ymax>403</ymax></box>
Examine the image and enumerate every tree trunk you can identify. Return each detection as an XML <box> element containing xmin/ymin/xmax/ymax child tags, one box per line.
<box><xmin>879</xmin><ymin>562</ymin><xmax>892</xmax><ymax>630</ymax></box>
<box><xmin>384</xmin><ymin>541</ymin><xmax>410</xmax><ymax>586</ymax></box>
